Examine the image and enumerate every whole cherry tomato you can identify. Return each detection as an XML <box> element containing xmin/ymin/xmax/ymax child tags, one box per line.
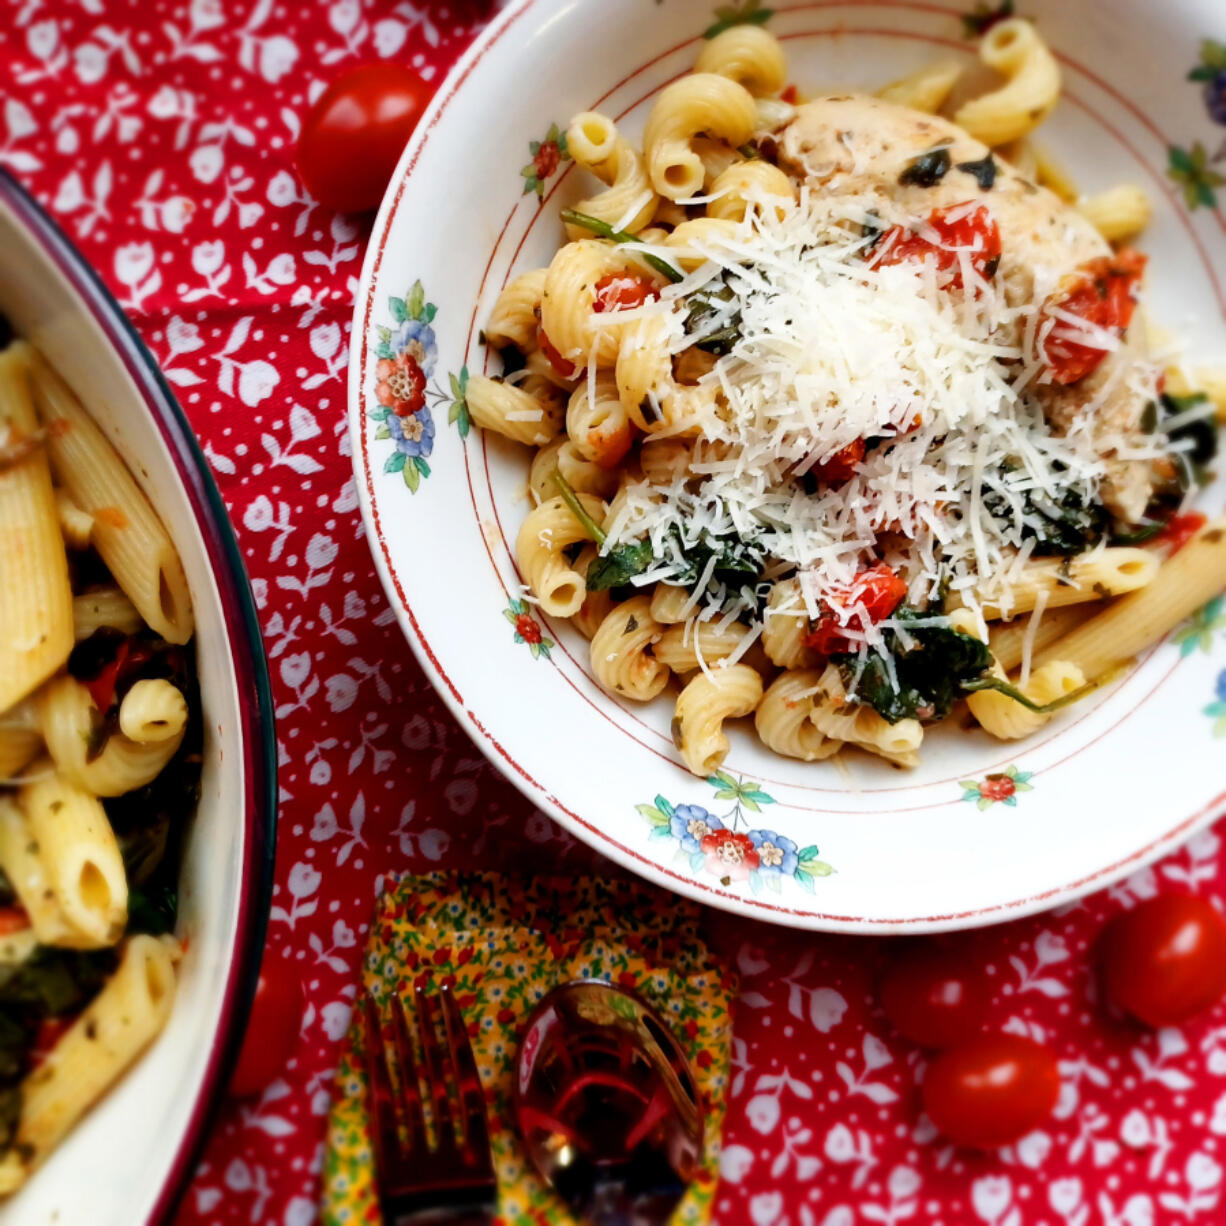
<box><xmin>879</xmin><ymin>948</ymin><xmax>990</xmax><ymax>1048</ymax></box>
<box><xmin>1100</xmin><ymin>894</ymin><xmax>1226</xmax><ymax>1027</ymax></box>
<box><xmin>1040</xmin><ymin>248</ymin><xmax>1146</xmax><ymax>385</ymax></box>
<box><xmin>923</xmin><ymin>1034</ymin><xmax>1060</xmax><ymax>1148</ymax></box>
<box><xmin>296</xmin><ymin>63</ymin><xmax>433</xmax><ymax>214</ymax></box>
<box><xmin>804</xmin><ymin>563</ymin><xmax>907</xmax><ymax>655</ymax></box>
<box><xmin>228</xmin><ymin>966</ymin><xmax>303</xmax><ymax>1098</ymax></box>
<box><xmin>873</xmin><ymin>202</ymin><xmax>1002</xmax><ymax>290</ymax></box>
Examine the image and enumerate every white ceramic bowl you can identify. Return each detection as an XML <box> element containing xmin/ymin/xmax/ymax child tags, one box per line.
<box><xmin>351</xmin><ymin>0</ymin><xmax>1226</xmax><ymax>933</ymax></box>
<box><xmin>0</xmin><ymin>170</ymin><xmax>275</xmax><ymax>1225</ymax></box>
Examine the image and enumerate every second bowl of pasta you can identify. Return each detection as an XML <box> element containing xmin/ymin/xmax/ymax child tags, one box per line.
<box><xmin>350</xmin><ymin>0</ymin><xmax>1226</xmax><ymax>931</ymax></box>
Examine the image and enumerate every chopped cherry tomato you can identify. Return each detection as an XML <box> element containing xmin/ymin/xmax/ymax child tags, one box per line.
<box><xmin>803</xmin><ymin>563</ymin><xmax>908</xmax><ymax>655</ymax></box>
<box><xmin>593</xmin><ymin>274</ymin><xmax>659</xmax><ymax>313</ymax></box>
<box><xmin>30</xmin><ymin>1017</ymin><xmax>74</xmax><ymax>1069</ymax></box>
<box><xmin>813</xmin><ymin>438</ymin><xmax>865</xmax><ymax>485</ymax></box>
<box><xmin>780</xmin><ymin>84</ymin><xmax>800</xmax><ymax>104</ymax></box>
<box><xmin>1156</xmin><ymin>511</ymin><xmax>1207</xmax><ymax>553</ymax></box>
<box><xmin>1040</xmin><ymin>248</ymin><xmax>1147</xmax><ymax>385</ymax></box>
<box><xmin>296</xmin><ymin>63</ymin><xmax>433</xmax><ymax>214</ymax></box>
<box><xmin>228</xmin><ymin>967</ymin><xmax>303</xmax><ymax>1098</ymax></box>
<box><xmin>923</xmin><ymin>1034</ymin><xmax>1060</xmax><ymax>1148</ymax></box>
<box><xmin>0</xmin><ymin>906</ymin><xmax>30</xmax><ymax>936</ymax></box>
<box><xmin>879</xmin><ymin>948</ymin><xmax>990</xmax><ymax>1048</ymax></box>
<box><xmin>84</xmin><ymin>642</ymin><xmax>128</xmax><ymax>712</ymax></box>
<box><xmin>873</xmin><ymin>203</ymin><xmax>1002</xmax><ymax>291</ymax></box>
<box><xmin>538</xmin><ymin>325</ymin><xmax>577</xmax><ymax>379</ymax></box>
<box><xmin>80</xmin><ymin>638</ymin><xmax>152</xmax><ymax>713</ymax></box>
<box><xmin>1100</xmin><ymin>894</ymin><xmax>1226</xmax><ymax>1027</ymax></box>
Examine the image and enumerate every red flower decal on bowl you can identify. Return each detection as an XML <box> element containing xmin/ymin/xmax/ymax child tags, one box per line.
<box><xmin>521</xmin><ymin>123</ymin><xmax>570</xmax><ymax>198</ymax></box>
<box><xmin>375</xmin><ymin>352</ymin><xmax>426</xmax><ymax>417</ymax></box>
<box><xmin>504</xmin><ymin>599</ymin><xmax>553</xmax><ymax>660</ymax></box>
<box><xmin>961</xmin><ymin>765</ymin><xmax>1033</xmax><ymax>810</ymax></box>
<box><xmin>700</xmin><ymin>829</ymin><xmax>760</xmax><ymax>881</ymax></box>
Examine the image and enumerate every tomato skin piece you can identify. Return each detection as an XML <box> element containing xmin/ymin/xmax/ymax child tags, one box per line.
<box><xmin>879</xmin><ymin>949</ymin><xmax>990</xmax><ymax>1048</ymax></box>
<box><xmin>803</xmin><ymin>563</ymin><xmax>908</xmax><ymax>655</ymax></box>
<box><xmin>228</xmin><ymin>968</ymin><xmax>304</xmax><ymax>1098</ymax></box>
<box><xmin>1040</xmin><ymin>248</ymin><xmax>1147</xmax><ymax>385</ymax></box>
<box><xmin>0</xmin><ymin>906</ymin><xmax>29</xmax><ymax>936</ymax></box>
<box><xmin>593</xmin><ymin>274</ymin><xmax>659</xmax><ymax>313</ymax></box>
<box><xmin>873</xmin><ymin>203</ymin><xmax>1002</xmax><ymax>290</ymax></box>
<box><xmin>296</xmin><ymin>63</ymin><xmax>433</xmax><ymax>214</ymax></box>
<box><xmin>923</xmin><ymin>1035</ymin><xmax>1060</xmax><ymax>1148</ymax></box>
<box><xmin>1156</xmin><ymin>511</ymin><xmax>1207</xmax><ymax>553</ymax></box>
<box><xmin>537</xmin><ymin>326</ymin><xmax>577</xmax><ymax>379</ymax></box>
<box><xmin>814</xmin><ymin>438</ymin><xmax>866</xmax><ymax>485</ymax></box>
<box><xmin>1100</xmin><ymin>894</ymin><xmax>1226</xmax><ymax>1027</ymax></box>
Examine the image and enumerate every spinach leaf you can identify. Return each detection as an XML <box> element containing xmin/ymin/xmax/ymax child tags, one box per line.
<box><xmin>0</xmin><ymin>948</ymin><xmax>116</xmax><ymax>1016</ymax></box>
<box><xmin>833</xmin><ymin>606</ymin><xmax>993</xmax><ymax>723</ymax></box>
<box><xmin>585</xmin><ymin>539</ymin><xmax>657</xmax><ymax>591</ymax></box>
<box><xmin>684</xmin><ymin>276</ymin><xmax>742</xmax><ymax>356</ymax></box>
<box><xmin>983</xmin><ymin>475</ymin><xmax>1109</xmax><ymax>556</ymax></box>
<box><xmin>585</xmin><ymin>528</ymin><xmax>767</xmax><ymax>595</ymax></box>
<box><xmin>899</xmin><ymin>146</ymin><xmax>952</xmax><ymax>188</ymax></box>
<box><xmin>126</xmin><ymin>881</ymin><xmax>178</xmax><ymax>937</ymax></box>
<box><xmin>1152</xmin><ymin>392</ymin><xmax>1220</xmax><ymax>489</ymax></box>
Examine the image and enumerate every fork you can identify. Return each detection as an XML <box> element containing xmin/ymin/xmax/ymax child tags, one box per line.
<box><xmin>363</xmin><ymin>984</ymin><xmax>498</xmax><ymax>1224</ymax></box>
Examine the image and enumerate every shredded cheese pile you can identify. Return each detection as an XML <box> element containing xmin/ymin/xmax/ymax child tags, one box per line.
<box><xmin>595</xmin><ymin>189</ymin><xmax>1168</xmax><ymax>656</ymax></box>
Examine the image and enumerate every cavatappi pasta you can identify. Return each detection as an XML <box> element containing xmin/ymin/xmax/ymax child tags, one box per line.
<box><xmin>0</xmin><ymin>338</ymin><xmax>198</xmax><ymax>1193</ymax></box>
<box><xmin>474</xmin><ymin>22</ymin><xmax>1224</xmax><ymax>777</ymax></box>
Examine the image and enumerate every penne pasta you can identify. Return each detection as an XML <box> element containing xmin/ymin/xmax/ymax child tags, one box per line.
<box><xmin>26</xmin><ymin>347</ymin><xmax>193</xmax><ymax>645</ymax></box>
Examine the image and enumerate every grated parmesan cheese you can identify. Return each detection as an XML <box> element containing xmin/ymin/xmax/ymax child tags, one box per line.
<box><xmin>590</xmin><ymin>189</ymin><xmax>1168</xmax><ymax>662</ymax></box>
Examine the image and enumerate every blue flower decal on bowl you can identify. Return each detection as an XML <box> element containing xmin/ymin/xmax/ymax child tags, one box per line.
<box><xmin>1207</xmin><ymin>669</ymin><xmax>1226</xmax><ymax>738</ymax></box>
<box><xmin>1189</xmin><ymin>39</ymin><xmax>1226</xmax><ymax>125</ymax></box>
<box><xmin>640</xmin><ymin>772</ymin><xmax>833</xmax><ymax>893</ymax></box>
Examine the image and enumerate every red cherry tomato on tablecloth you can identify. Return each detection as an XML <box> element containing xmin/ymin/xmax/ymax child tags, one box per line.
<box><xmin>1100</xmin><ymin>894</ymin><xmax>1226</xmax><ymax>1028</ymax></box>
<box><xmin>879</xmin><ymin>949</ymin><xmax>990</xmax><ymax>1049</ymax></box>
<box><xmin>296</xmin><ymin>63</ymin><xmax>433</xmax><ymax>214</ymax></box>
<box><xmin>923</xmin><ymin>1034</ymin><xmax>1060</xmax><ymax>1148</ymax></box>
<box><xmin>1040</xmin><ymin>248</ymin><xmax>1147</xmax><ymax>385</ymax></box>
<box><xmin>228</xmin><ymin>968</ymin><xmax>304</xmax><ymax>1098</ymax></box>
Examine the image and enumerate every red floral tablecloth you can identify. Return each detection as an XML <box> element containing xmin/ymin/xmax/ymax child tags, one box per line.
<box><xmin>4</xmin><ymin>4</ymin><xmax>1226</xmax><ymax>1224</ymax></box>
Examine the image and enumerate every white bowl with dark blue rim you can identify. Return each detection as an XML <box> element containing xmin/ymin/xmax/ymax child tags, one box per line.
<box><xmin>0</xmin><ymin>168</ymin><xmax>275</xmax><ymax>1226</ymax></box>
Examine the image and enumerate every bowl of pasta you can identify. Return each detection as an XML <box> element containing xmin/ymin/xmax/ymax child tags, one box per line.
<box><xmin>351</xmin><ymin>0</ymin><xmax>1226</xmax><ymax>932</ymax></box>
<box><xmin>0</xmin><ymin>170</ymin><xmax>275</xmax><ymax>1222</ymax></box>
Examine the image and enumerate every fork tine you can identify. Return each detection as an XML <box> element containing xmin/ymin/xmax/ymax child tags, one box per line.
<box><xmin>439</xmin><ymin>985</ymin><xmax>492</xmax><ymax>1159</ymax></box>
<box><xmin>413</xmin><ymin>986</ymin><xmax>456</xmax><ymax>1150</ymax></box>
<box><xmin>390</xmin><ymin>993</ymin><xmax>428</xmax><ymax>1150</ymax></box>
<box><xmin>363</xmin><ymin>993</ymin><xmax>403</xmax><ymax>1181</ymax></box>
